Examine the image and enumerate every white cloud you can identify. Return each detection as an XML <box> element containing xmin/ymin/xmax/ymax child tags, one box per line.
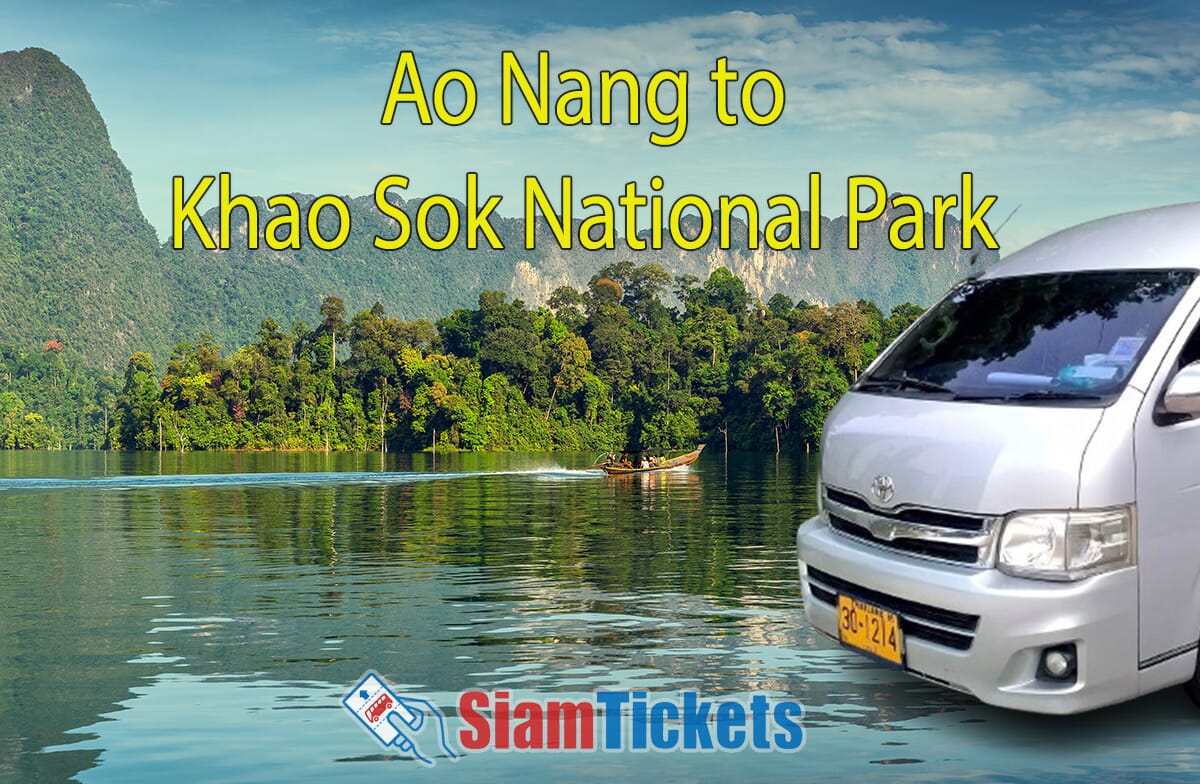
<box><xmin>1025</xmin><ymin>109</ymin><xmax>1200</xmax><ymax>149</ymax></box>
<box><xmin>918</xmin><ymin>131</ymin><xmax>999</xmax><ymax>156</ymax></box>
<box><xmin>106</xmin><ymin>0</ymin><xmax>173</xmax><ymax>9</ymax></box>
<box><xmin>1020</xmin><ymin>11</ymin><xmax>1200</xmax><ymax>87</ymax></box>
<box><xmin>1054</xmin><ymin>68</ymin><xmax>1141</xmax><ymax>91</ymax></box>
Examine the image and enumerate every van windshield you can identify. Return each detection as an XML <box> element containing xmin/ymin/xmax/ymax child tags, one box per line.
<box><xmin>858</xmin><ymin>268</ymin><xmax>1197</xmax><ymax>405</ymax></box>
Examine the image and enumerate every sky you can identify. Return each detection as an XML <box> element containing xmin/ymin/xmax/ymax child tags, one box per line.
<box><xmin>1</xmin><ymin>0</ymin><xmax>1198</xmax><ymax>253</ymax></box>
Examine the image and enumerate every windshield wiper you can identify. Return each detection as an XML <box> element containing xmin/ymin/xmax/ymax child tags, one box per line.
<box><xmin>857</xmin><ymin>374</ymin><xmax>955</xmax><ymax>395</ymax></box>
<box><xmin>956</xmin><ymin>389</ymin><xmax>1105</xmax><ymax>402</ymax></box>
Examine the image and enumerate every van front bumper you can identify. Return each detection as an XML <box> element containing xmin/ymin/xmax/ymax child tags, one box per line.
<box><xmin>797</xmin><ymin>515</ymin><xmax>1141</xmax><ymax>714</ymax></box>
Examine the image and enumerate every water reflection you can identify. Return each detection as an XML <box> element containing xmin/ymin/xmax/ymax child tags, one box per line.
<box><xmin>1</xmin><ymin>452</ymin><xmax>1198</xmax><ymax>782</ymax></box>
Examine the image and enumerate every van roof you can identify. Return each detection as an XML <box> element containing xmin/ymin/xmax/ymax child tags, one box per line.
<box><xmin>983</xmin><ymin>201</ymin><xmax>1200</xmax><ymax>279</ymax></box>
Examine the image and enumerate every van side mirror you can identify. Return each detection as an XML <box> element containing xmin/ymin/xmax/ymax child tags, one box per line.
<box><xmin>1164</xmin><ymin>362</ymin><xmax>1200</xmax><ymax>416</ymax></box>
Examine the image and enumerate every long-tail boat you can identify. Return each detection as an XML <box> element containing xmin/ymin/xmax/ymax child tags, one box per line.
<box><xmin>593</xmin><ymin>444</ymin><xmax>705</xmax><ymax>476</ymax></box>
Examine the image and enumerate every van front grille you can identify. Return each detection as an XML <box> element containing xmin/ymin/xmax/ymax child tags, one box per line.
<box><xmin>824</xmin><ymin>487</ymin><xmax>987</xmax><ymax>532</ymax></box>
<box><xmin>822</xmin><ymin>486</ymin><xmax>999</xmax><ymax>568</ymax></box>
<box><xmin>828</xmin><ymin>514</ymin><xmax>980</xmax><ymax>564</ymax></box>
<box><xmin>806</xmin><ymin>565</ymin><xmax>979</xmax><ymax>651</ymax></box>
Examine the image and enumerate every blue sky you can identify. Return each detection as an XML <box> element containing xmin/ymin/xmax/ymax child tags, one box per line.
<box><xmin>1</xmin><ymin>0</ymin><xmax>1198</xmax><ymax>252</ymax></box>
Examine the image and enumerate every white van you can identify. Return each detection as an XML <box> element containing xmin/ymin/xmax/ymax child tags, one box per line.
<box><xmin>796</xmin><ymin>202</ymin><xmax>1200</xmax><ymax>714</ymax></box>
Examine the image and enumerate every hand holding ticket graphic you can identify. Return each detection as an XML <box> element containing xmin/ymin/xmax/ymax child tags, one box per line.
<box><xmin>343</xmin><ymin>672</ymin><xmax>459</xmax><ymax>766</ymax></box>
<box><xmin>391</xmin><ymin>694</ymin><xmax>461</xmax><ymax>765</ymax></box>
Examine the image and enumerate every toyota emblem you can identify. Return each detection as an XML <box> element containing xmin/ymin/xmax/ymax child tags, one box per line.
<box><xmin>871</xmin><ymin>475</ymin><xmax>895</xmax><ymax>504</ymax></box>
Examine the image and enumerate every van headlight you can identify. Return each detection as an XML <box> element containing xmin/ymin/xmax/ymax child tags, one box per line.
<box><xmin>997</xmin><ymin>507</ymin><xmax>1134</xmax><ymax>581</ymax></box>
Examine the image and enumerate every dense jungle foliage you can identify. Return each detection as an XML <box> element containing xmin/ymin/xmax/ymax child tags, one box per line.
<box><xmin>0</xmin><ymin>263</ymin><xmax>922</xmax><ymax>452</ymax></box>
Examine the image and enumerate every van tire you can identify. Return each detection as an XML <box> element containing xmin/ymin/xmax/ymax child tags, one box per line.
<box><xmin>1186</xmin><ymin>678</ymin><xmax>1200</xmax><ymax>709</ymax></box>
<box><xmin>1185</xmin><ymin>657</ymin><xmax>1200</xmax><ymax>709</ymax></box>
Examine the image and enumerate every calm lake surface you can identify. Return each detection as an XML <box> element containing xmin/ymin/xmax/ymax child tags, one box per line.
<box><xmin>2</xmin><ymin>451</ymin><xmax>1198</xmax><ymax>783</ymax></box>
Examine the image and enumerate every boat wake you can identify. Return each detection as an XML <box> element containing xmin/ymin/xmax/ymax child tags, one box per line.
<box><xmin>0</xmin><ymin>466</ymin><xmax>607</xmax><ymax>493</ymax></box>
<box><xmin>503</xmin><ymin>467</ymin><xmax>607</xmax><ymax>480</ymax></box>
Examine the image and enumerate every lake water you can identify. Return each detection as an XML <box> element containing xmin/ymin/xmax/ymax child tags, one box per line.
<box><xmin>1</xmin><ymin>450</ymin><xmax>1199</xmax><ymax>783</ymax></box>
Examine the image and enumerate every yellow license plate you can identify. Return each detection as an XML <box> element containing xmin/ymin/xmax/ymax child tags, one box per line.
<box><xmin>837</xmin><ymin>595</ymin><xmax>904</xmax><ymax>666</ymax></box>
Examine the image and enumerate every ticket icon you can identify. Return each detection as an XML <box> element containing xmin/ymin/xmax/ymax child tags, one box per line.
<box><xmin>342</xmin><ymin>671</ymin><xmax>458</xmax><ymax>766</ymax></box>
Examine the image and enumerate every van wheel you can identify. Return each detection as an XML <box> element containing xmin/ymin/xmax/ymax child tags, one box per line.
<box><xmin>1186</xmin><ymin>656</ymin><xmax>1200</xmax><ymax>708</ymax></box>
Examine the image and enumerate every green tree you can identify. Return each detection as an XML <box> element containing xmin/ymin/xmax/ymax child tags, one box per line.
<box><xmin>883</xmin><ymin>302</ymin><xmax>925</xmax><ymax>345</ymax></box>
<box><xmin>319</xmin><ymin>295</ymin><xmax>346</xmax><ymax>373</ymax></box>
<box><xmin>115</xmin><ymin>352</ymin><xmax>160</xmax><ymax>449</ymax></box>
<box><xmin>546</xmin><ymin>334</ymin><xmax>591</xmax><ymax>419</ymax></box>
<box><xmin>795</xmin><ymin>301</ymin><xmax>881</xmax><ymax>382</ymax></box>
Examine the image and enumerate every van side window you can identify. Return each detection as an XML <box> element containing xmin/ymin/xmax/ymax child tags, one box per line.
<box><xmin>1178</xmin><ymin>323</ymin><xmax>1200</xmax><ymax>369</ymax></box>
<box><xmin>1154</xmin><ymin>320</ymin><xmax>1200</xmax><ymax>426</ymax></box>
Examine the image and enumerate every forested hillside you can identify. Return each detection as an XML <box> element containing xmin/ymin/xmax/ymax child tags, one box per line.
<box><xmin>1</xmin><ymin>263</ymin><xmax>922</xmax><ymax>453</ymax></box>
<box><xmin>0</xmin><ymin>48</ymin><xmax>172</xmax><ymax>370</ymax></box>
